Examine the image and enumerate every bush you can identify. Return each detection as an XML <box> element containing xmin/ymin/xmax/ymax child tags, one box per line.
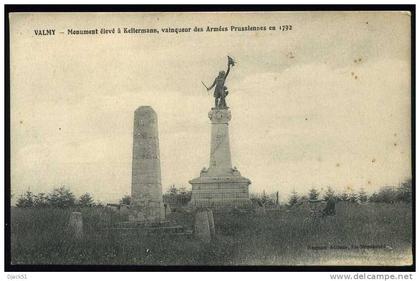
<box><xmin>119</xmin><ymin>195</ymin><xmax>131</xmax><ymax>205</ymax></box>
<box><xmin>250</xmin><ymin>191</ymin><xmax>277</xmax><ymax>207</ymax></box>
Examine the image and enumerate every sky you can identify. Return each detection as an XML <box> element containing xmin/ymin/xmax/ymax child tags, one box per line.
<box><xmin>10</xmin><ymin>12</ymin><xmax>412</xmax><ymax>203</ymax></box>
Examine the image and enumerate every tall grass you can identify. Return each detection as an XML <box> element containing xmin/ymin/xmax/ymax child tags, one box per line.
<box><xmin>11</xmin><ymin>202</ymin><xmax>412</xmax><ymax>265</ymax></box>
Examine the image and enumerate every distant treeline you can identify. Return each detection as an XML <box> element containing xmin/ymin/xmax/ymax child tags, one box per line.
<box><xmin>253</xmin><ymin>178</ymin><xmax>412</xmax><ymax>207</ymax></box>
<box><xmin>14</xmin><ymin>186</ymin><xmax>96</xmax><ymax>208</ymax></box>
<box><xmin>14</xmin><ymin>179</ymin><xmax>411</xmax><ymax>208</ymax></box>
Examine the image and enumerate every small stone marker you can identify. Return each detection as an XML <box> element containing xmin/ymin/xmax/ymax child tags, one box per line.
<box><xmin>164</xmin><ymin>203</ymin><xmax>171</xmax><ymax>217</ymax></box>
<box><xmin>194</xmin><ymin>209</ymin><xmax>211</xmax><ymax>243</ymax></box>
<box><xmin>68</xmin><ymin>212</ymin><xmax>83</xmax><ymax>239</ymax></box>
<box><xmin>119</xmin><ymin>204</ymin><xmax>131</xmax><ymax>217</ymax></box>
<box><xmin>207</xmin><ymin>209</ymin><xmax>215</xmax><ymax>237</ymax></box>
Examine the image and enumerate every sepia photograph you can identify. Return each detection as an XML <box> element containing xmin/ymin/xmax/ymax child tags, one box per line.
<box><xmin>5</xmin><ymin>6</ymin><xmax>414</xmax><ymax>270</ymax></box>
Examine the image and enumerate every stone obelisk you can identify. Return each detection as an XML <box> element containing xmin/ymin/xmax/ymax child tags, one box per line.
<box><xmin>130</xmin><ymin>106</ymin><xmax>164</xmax><ymax>222</ymax></box>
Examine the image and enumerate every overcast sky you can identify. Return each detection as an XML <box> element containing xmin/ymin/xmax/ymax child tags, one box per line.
<box><xmin>10</xmin><ymin>12</ymin><xmax>411</xmax><ymax>203</ymax></box>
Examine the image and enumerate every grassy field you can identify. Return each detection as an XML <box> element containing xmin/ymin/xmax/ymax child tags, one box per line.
<box><xmin>10</xmin><ymin>202</ymin><xmax>413</xmax><ymax>266</ymax></box>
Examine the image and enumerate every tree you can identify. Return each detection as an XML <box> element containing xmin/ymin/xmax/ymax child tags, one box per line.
<box><xmin>349</xmin><ymin>192</ymin><xmax>359</xmax><ymax>203</ymax></box>
<box><xmin>358</xmin><ymin>188</ymin><xmax>368</xmax><ymax>203</ymax></box>
<box><xmin>78</xmin><ymin>193</ymin><xmax>95</xmax><ymax>207</ymax></box>
<box><xmin>16</xmin><ymin>191</ymin><xmax>35</xmax><ymax>208</ymax></box>
<box><xmin>47</xmin><ymin>186</ymin><xmax>76</xmax><ymax>208</ymax></box>
<box><xmin>178</xmin><ymin>187</ymin><xmax>192</xmax><ymax>205</ymax></box>
<box><xmin>308</xmin><ymin>188</ymin><xmax>319</xmax><ymax>200</ymax></box>
<box><xmin>397</xmin><ymin>179</ymin><xmax>412</xmax><ymax>203</ymax></box>
<box><xmin>369</xmin><ymin>192</ymin><xmax>380</xmax><ymax>203</ymax></box>
<box><xmin>259</xmin><ymin>190</ymin><xmax>277</xmax><ymax>206</ymax></box>
<box><xmin>288</xmin><ymin>191</ymin><xmax>299</xmax><ymax>206</ymax></box>
<box><xmin>261</xmin><ymin>190</ymin><xmax>269</xmax><ymax>204</ymax></box>
<box><xmin>34</xmin><ymin>192</ymin><xmax>49</xmax><ymax>207</ymax></box>
<box><xmin>340</xmin><ymin>192</ymin><xmax>349</xmax><ymax>202</ymax></box>
<box><xmin>168</xmin><ymin>185</ymin><xmax>178</xmax><ymax>195</ymax></box>
<box><xmin>96</xmin><ymin>201</ymin><xmax>105</xmax><ymax>208</ymax></box>
<box><xmin>323</xmin><ymin>186</ymin><xmax>336</xmax><ymax>201</ymax></box>
<box><xmin>119</xmin><ymin>195</ymin><xmax>131</xmax><ymax>205</ymax></box>
<box><xmin>368</xmin><ymin>182</ymin><xmax>412</xmax><ymax>204</ymax></box>
<box><xmin>369</xmin><ymin>186</ymin><xmax>397</xmax><ymax>203</ymax></box>
<box><xmin>164</xmin><ymin>185</ymin><xmax>178</xmax><ymax>204</ymax></box>
<box><xmin>163</xmin><ymin>185</ymin><xmax>191</xmax><ymax>206</ymax></box>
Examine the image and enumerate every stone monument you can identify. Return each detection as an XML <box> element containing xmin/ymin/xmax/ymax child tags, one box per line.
<box><xmin>190</xmin><ymin>56</ymin><xmax>251</xmax><ymax>208</ymax></box>
<box><xmin>130</xmin><ymin>106</ymin><xmax>165</xmax><ymax>222</ymax></box>
<box><xmin>68</xmin><ymin>212</ymin><xmax>83</xmax><ymax>239</ymax></box>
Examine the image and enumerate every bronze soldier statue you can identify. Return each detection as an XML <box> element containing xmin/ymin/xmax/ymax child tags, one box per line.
<box><xmin>203</xmin><ymin>56</ymin><xmax>235</xmax><ymax>108</ymax></box>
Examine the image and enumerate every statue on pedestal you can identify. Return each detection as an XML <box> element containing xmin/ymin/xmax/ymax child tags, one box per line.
<box><xmin>191</xmin><ymin>56</ymin><xmax>251</xmax><ymax>208</ymax></box>
<box><xmin>202</xmin><ymin>56</ymin><xmax>235</xmax><ymax>109</ymax></box>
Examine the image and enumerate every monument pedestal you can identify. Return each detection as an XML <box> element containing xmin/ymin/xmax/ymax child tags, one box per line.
<box><xmin>189</xmin><ymin>171</ymin><xmax>251</xmax><ymax>208</ymax></box>
<box><xmin>189</xmin><ymin>108</ymin><xmax>251</xmax><ymax>208</ymax></box>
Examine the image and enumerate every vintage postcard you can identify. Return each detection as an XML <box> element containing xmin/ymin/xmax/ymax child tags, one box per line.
<box><xmin>7</xmin><ymin>9</ymin><xmax>413</xmax><ymax>269</ymax></box>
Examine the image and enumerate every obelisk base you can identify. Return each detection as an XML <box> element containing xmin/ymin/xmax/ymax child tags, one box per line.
<box><xmin>128</xmin><ymin>201</ymin><xmax>165</xmax><ymax>223</ymax></box>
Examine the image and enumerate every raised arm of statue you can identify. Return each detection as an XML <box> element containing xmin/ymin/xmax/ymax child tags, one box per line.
<box><xmin>225</xmin><ymin>63</ymin><xmax>231</xmax><ymax>80</ymax></box>
<box><xmin>225</xmin><ymin>56</ymin><xmax>235</xmax><ymax>80</ymax></box>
